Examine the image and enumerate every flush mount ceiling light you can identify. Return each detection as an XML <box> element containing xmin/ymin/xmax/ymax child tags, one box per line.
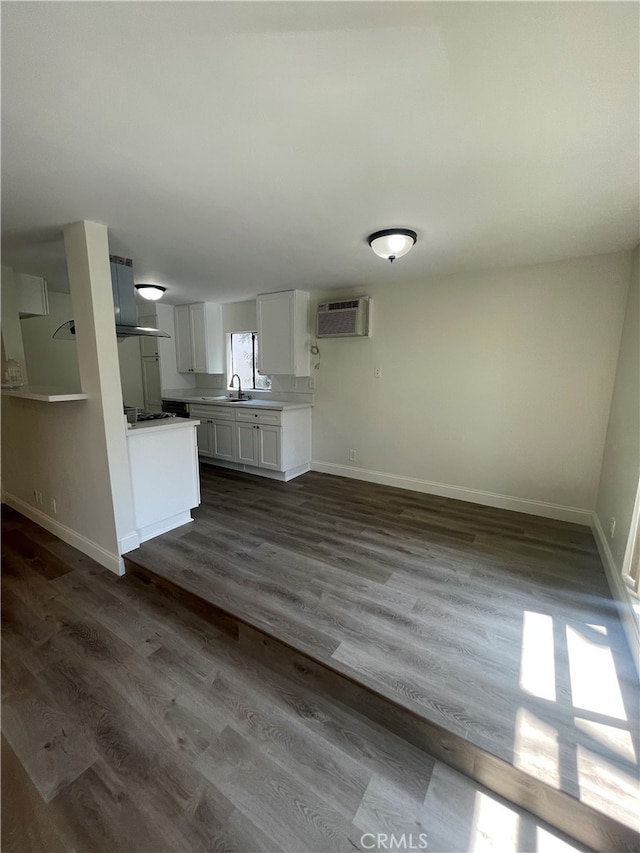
<box><xmin>367</xmin><ymin>228</ymin><xmax>417</xmax><ymax>263</ymax></box>
<box><xmin>135</xmin><ymin>284</ymin><xmax>166</xmax><ymax>301</ymax></box>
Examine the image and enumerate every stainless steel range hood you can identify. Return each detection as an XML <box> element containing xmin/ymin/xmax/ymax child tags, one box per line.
<box><xmin>53</xmin><ymin>319</ymin><xmax>170</xmax><ymax>340</ymax></box>
<box><xmin>53</xmin><ymin>255</ymin><xmax>170</xmax><ymax>341</ymax></box>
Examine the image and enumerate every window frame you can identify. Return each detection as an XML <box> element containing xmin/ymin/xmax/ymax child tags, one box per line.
<box><xmin>228</xmin><ymin>331</ymin><xmax>270</xmax><ymax>390</ymax></box>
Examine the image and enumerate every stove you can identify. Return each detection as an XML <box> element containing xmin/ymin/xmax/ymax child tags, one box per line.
<box><xmin>136</xmin><ymin>411</ymin><xmax>175</xmax><ymax>421</ymax></box>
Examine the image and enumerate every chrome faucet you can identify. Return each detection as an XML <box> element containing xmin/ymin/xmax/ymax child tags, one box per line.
<box><xmin>230</xmin><ymin>373</ymin><xmax>243</xmax><ymax>400</ymax></box>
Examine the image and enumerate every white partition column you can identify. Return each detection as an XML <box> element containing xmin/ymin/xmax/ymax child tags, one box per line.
<box><xmin>63</xmin><ymin>220</ymin><xmax>139</xmax><ymax>566</ymax></box>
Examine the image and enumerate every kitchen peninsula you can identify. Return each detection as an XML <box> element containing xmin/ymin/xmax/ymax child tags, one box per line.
<box><xmin>126</xmin><ymin>415</ymin><xmax>200</xmax><ymax>543</ymax></box>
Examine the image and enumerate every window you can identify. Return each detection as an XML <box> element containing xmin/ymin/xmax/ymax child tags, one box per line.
<box><xmin>229</xmin><ymin>332</ymin><xmax>271</xmax><ymax>390</ymax></box>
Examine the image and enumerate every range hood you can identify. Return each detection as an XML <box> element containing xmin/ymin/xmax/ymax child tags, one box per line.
<box><xmin>53</xmin><ymin>255</ymin><xmax>170</xmax><ymax>341</ymax></box>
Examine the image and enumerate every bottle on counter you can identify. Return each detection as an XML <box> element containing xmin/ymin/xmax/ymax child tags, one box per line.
<box><xmin>2</xmin><ymin>358</ymin><xmax>24</xmax><ymax>389</ymax></box>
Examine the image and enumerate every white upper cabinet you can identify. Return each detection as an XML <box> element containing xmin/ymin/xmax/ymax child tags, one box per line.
<box><xmin>256</xmin><ymin>290</ymin><xmax>310</xmax><ymax>376</ymax></box>
<box><xmin>15</xmin><ymin>273</ymin><xmax>49</xmax><ymax>317</ymax></box>
<box><xmin>174</xmin><ymin>302</ymin><xmax>223</xmax><ymax>374</ymax></box>
<box><xmin>174</xmin><ymin>305</ymin><xmax>192</xmax><ymax>372</ymax></box>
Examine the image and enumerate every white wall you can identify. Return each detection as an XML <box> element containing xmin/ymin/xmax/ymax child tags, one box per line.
<box><xmin>593</xmin><ymin>246</ymin><xmax>640</xmax><ymax>673</ymax></box>
<box><xmin>20</xmin><ymin>291</ymin><xmax>81</xmax><ymax>388</ymax></box>
<box><xmin>311</xmin><ymin>251</ymin><xmax>632</xmax><ymax>521</ymax></box>
<box><xmin>595</xmin><ymin>246</ymin><xmax>639</xmax><ymax>567</ymax></box>
<box><xmin>223</xmin><ymin>300</ymin><xmax>256</xmax><ymax>334</ymax></box>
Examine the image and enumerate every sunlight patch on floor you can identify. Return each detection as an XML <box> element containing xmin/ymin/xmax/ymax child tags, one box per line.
<box><xmin>576</xmin><ymin>744</ymin><xmax>640</xmax><ymax>824</ymax></box>
<box><xmin>514</xmin><ymin>708</ymin><xmax>561</xmax><ymax>788</ymax></box>
<box><xmin>520</xmin><ymin>611</ymin><xmax>556</xmax><ymax>701</ymax></box>
<box><xmin>566</xmin><ymin>624</ymin><xmax>626</xmax><ymax>720</ymax></box>
<box><xmin>574</xmin><ymin>717</ymin><xmax>637</xmax><ymax>764</ymax></box>
<box><xmin>470</xmin><ymin>790</ymin><xmax>519</xmax><ymax>851</ymax></box>
<box><xmin>536</xmin><ymin>826</ymin><xmax>589</xmax><ymax>852</ymax></box>
<box><xmin>468</xmin><ymin>790</ymin><xmax>594</xmax><ymax>852</ymax></box>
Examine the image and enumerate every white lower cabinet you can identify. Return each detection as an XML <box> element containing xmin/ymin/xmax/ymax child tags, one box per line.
<box><xmin>236</xmin><ymin>422</ymin><xmax>258</xmax><ymax>465</ymax></box>
<box><xmin>236</xmin><ymin>422</ymin><xmax>282</xmax><ymax>471</ymax></box>
<box><xmin>191</xmin><ymin>407</ymin><xmax>236</xmax><ymax>462</ymax></box>
<box><xmin>211</xmin><ymin>420</ymin><xmax>236</xmax><ymax>462</ymax></box>
<box><xmin>190</xmin><ymin>404</ymin><xmax>309</xmax><ymax>481</ymax></box>
<box><xmin>191</xmin><ymin>415</ymin><xmax>212</xmax><ymax>456</ymax></box>
<box><xmin>257</xmin><ymin>424</ymin><xmax>282</xmax><ymax>470</ymax></box>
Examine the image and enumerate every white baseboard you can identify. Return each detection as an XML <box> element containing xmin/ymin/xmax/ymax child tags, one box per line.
<box><xmin>200</xmin><ymin>458</ymin><xmax>310</xmax><ymax>481</ymax></box>
<box><xmin>2</xmin><ymin>491</ymin><xmax>125</xmax><ymax>575</ymax></box>
<box><xmin>136</xmin><ymin>512</ymin><xmax>193</xmax><ymax>544</ymax></box>
<box><xmin>592</xmin><ymin>513</ymin><xmax>640</xmax><ymax>679</ymax></box>
<box><xmin>310</xmin><ymin>462</ymin><xmax>592</xmax><ymax>525</ymax></box>
<box><xmin>119</xmin><ymin>530</ymin><xmax>141</xmax><ymax>555</ymax></box>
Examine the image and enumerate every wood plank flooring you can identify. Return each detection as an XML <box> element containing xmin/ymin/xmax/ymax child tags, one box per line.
<box><xmin>126</xmin><ymin>466</ymin><xmax>639</xmax><ymax>850</ymax></box>
<box><xmin>1</xmin><ymin>506</ymin><xmax>597</xmax><ymax>853</ymax></box>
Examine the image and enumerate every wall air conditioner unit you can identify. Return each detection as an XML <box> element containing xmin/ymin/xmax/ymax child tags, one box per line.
<box><xmin>316</xmin><ymin>297</ymin><xmax>370</xmax><ymax>338</ymax></box>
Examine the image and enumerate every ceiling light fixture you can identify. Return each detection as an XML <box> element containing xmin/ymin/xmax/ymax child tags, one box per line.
<box><xmin>368</xmin><ymin>228</ymin><xmax>417</xmax><ymax>263</ymax></box>
<box><xmin>135</xmin><ymin>284</ymin><xmax>167</xmax><ymax>301</ymax></box>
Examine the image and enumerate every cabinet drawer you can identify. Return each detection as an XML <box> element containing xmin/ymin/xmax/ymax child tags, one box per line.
<box><xmin>190</xmin><ymin>405</ymin><xmax>235</xmax><ymax>421</ymax></box>
<box><xmin>236</xmin><ymin>407</ymin><xmax>282</xmax><ymax>426</ymax></box>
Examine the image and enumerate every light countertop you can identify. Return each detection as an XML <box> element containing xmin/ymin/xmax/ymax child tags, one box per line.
<box><xmin>1</xmin><ymin>385</ymin><xmax>88</xmax><ymax>402</ymax></box>
<box><xmin>162</xmin><ymin>392</ymin><xmax>312</xmax><ymax>411</ymax></box>
<box><xmin>126</xmin><ymin>418</ymin><xmax>200</xmax><ymax>436</ymax></box>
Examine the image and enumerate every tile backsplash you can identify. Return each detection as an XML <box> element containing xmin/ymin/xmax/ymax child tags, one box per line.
<box><xmin>193</xmin><ymin>373</ymin><xmax>314</xmax><ymax>404</ymax></box>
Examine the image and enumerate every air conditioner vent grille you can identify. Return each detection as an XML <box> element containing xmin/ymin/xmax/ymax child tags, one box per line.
<box><xmin>316</xmin><ymin>296</ymin><xmax>370</xmax><ymax>337</ymax></box>
<box><xmin>327</xmin><ymin>299</ymin><xmax>360</xmax><ymax>310</ymax></box>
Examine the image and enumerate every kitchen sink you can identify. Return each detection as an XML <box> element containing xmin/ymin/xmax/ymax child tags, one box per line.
<box><xmin>199</xmin><ymin>396</ymin><xmax>248</xmax><ymax>403</ymax></box>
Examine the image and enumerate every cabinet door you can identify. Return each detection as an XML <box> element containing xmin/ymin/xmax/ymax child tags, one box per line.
<box><xmin>236</xmin><ymin>423</ymin><xmax>259</xmax><ymax>465</ymax></box>
<box><xmin>257</xmin><ymin>291</ymin><xmax>293</xmax><ymax>375</ymax></box>
<box><xmin>189</xmin><ymin>303</ymin><xmax>208</xmax><ymax>373</ymax></box>
<box><xmin>141</xmin><ymin>357</ymin><xmax>162</xmax><ymax>411</ymax></box>
<box><xmin>257</xmin><ymin>424</ymin><xmax>282</xmax><ymax>471</ymax></box>
<box><xmin>174</xmin><ymin>305</ymin><xmax>193</xmax><ymax>373</ymax></box>
<box><xmin>211</xmin><ymin>421</ymin><xmax>236</xmax><ymax>462</ymax></box>
<box><xmin>16</xmin><ymin>273</ymin><xmax>49</xmax><ymax>317</ymax></box>
<box><xmin>192</xmin><ymin>417</ymin><xmax>212</xmax><ymax>456</ymax></box>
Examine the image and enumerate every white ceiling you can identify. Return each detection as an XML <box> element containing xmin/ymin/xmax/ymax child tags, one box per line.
<box><xmin>2</xmin><ymin>2</ymin><xmax>638</xmax><ymax>304</ymax></box>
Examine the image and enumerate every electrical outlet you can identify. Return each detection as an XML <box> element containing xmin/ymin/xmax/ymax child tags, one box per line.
<box><xmin>374</xmin><ymin>366</ymin><xmax>382</xmax><ymax>379</ymax></box>
<box><xmin>609</xmin><ymin>517</ymin><xmax>616</xmax><ymax>539</ymax></box>
<box><xmin>308</xmin><ymin>376</ymin><xmax>316</xmax><ymax>390</ymax></box>
<box><xmin>349</xmin><ymin>449</ymin><xmax>357</xmax><ymax>462</ymax></box>
<box><xmin>50</xmin><ymin>498</ymin><xmax>57</xmax><ymax>515</ymax></box>
<box><xmin>33</xmin><ymin>489</ymin><xmax>43</xmax><ymax>505</ymax></box>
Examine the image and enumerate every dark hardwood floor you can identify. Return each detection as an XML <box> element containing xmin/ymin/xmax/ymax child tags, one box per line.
<box><xmin>125</xmin><ymin>466</ymin><xmax>639</xmax><ymax>851</ymax></box>
<box><xmin>1</xmin><ymin>505</ymin><xmax>596</xmax><ymax>853</ymax></box>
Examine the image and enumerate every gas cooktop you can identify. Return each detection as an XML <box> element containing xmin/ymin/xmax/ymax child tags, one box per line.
<box><xmin>136</xmin><ymin>411</ymin><xmax>175</xmax><ymax>421</ymax></box>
